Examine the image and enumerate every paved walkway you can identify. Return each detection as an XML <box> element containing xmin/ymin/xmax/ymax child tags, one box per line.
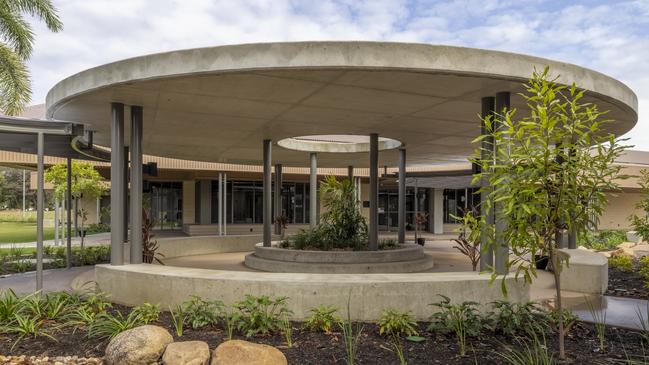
<box><xmin>0</xmin><ymin>266</ymin><xmax>95</xmax><ymax>295</ymax></box>
<box><xmin>568</xmin><ymin>295</ymin><xmax>649</xmax><ymax>330</ymax></box>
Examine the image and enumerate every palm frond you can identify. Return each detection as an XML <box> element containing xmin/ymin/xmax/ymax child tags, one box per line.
<box><xmin>3</xmin><ymin>0</ymin><xmax>63</xmax><ymax>32</ymax></box>
<box><xmin>0</xmin><ymin>42</ymin><xmax>30</xmax><ymax>115</ymax></box>
<box><xmin>0</xmin><ymin>5</ymin><xmax>33</xmax><ymax>59</ymax></box>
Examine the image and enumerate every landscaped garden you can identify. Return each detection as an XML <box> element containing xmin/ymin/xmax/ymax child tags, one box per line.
<box><xmin>1</xmin><ymin>289</ymin><xmax>648</xmax><ymax>364</ymax></box>
<box><xmin>0</xmin><ymin>245</ymin><xmax>110</xmax><ymax>274</ymax></box>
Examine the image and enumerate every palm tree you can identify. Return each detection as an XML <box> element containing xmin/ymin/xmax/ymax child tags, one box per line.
<box><xmin>0</xmin><ymin>0</ymin><xmax>62</xmax><ymax>115</ymax></box>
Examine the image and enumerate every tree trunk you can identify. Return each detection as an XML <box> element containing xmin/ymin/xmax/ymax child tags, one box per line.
<box><xmin>550</xmin><ymin>246</ymin><xmax>566</xmax><ymax>359</ymax></box>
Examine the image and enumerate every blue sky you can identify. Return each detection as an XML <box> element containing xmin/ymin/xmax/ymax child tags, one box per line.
<box><xmin>28</xmin><ymin>0</ymin><xmax>649</xmax><ymax>149</ymax></box>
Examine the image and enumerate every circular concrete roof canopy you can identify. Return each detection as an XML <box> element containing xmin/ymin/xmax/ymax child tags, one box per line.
<box><xmin>46</xmin><ymin>41</ymin><xmax>638</xmax><ymax>168</ymax></box>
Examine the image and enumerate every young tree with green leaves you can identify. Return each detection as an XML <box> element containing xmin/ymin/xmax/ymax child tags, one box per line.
<box><xmin>45</xmin><ymin>161</ymin><xmax>106</xmax><ymax>247</ymax></box>
<box><xmin>472</xmin><ymin>67</ymin><xmax>627</xmax><ymax>359</ymax></box>
<box><xmin>629</xmin><ymin>170</ymin><xmax>649</xmax><ymax>242</ymax></box>
<box><xmin>0</xmin><ymin>0</ymin><xmax>62</xmax><ymax>115</ymax></box>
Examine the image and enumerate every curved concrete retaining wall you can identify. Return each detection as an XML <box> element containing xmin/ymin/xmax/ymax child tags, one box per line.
<box><xmin>156</xmin><ymin>234</ymin><xmax>270</xmax><ymax>259</ymax></box>
<box><xmin>252</xmin><ymin>243</ymin><xmax>425</xmax><ymax>263</ymax></box>
<box><xmin>94</xmin><ymin>264</ymin><xmax>529</xmax><ymax>321</ymax></box>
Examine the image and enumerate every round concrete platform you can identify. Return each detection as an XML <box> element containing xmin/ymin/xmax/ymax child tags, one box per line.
<box><xmin>244</xmin><ymin>242</ymin><xmax>435</xmax><ymax>273</ymax></box>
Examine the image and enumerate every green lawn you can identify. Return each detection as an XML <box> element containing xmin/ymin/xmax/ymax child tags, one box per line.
<box><xmin>0</xmin><ymin>222</ymin><xmax>55</xmax><ymax>244</ymax></box>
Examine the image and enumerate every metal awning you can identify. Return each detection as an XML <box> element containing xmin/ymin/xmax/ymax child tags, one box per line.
<box><xmin>0</xmin><ymin>116</ymin><xmax>109</xmax><ymax>161</ymax></box>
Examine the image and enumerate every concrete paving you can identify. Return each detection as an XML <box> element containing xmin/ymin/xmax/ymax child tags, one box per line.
<box><xmin>568</xmin><ymin>295</ymin><xmax>649</xmax><ymax>331</ymax></box>
<box><xmin>0</xmin><ymin>266</ymin><xmax>94</xmax><ymax>295</ymax></box>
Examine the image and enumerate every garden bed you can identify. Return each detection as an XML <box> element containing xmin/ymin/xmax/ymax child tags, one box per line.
<box><xmin>606</xmin><ymin>261</ymin><xmax>649</xmax><ymax>299</ymax></box>
<box><xmin>1</xmin><ymin>308</ymin><xmax>646</xmax><ymax>364</ymax></box>
<box><xmin>0</xmin><ymin>245</ymin><xmax>109</xmax><ymax>275</ymax></box>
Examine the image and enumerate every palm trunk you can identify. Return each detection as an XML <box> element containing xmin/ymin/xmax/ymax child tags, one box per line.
<box><xmin>549</xmin><ymin>245</ymin><xmax>566</xmax><ymax>359</ymax></box>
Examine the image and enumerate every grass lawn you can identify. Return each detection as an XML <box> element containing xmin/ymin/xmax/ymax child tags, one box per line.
<box><xmin>0</xmin><ymin>222</ymin><xmax>55</xmax><ymax>244</ymax></box>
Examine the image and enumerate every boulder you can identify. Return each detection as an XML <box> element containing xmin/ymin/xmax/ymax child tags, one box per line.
<box><xmin>162</xmin><ymin>341</ymin><xmax>210</xmax><ymax>365</ymax></box>
<box><xmin>212</xmin><ymin>340</ymin><xmax>287</xmax><ymax>365</ymax></box>
<box><xmin>105</xmin><ymin>325</ymin><xmax>173</xmax><ymax>365</ymax></box>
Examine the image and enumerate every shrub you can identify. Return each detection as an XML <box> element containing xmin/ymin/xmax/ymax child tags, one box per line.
<box><xmin>428</xmin><ymin>295</ymin><xmax>483</xmax><ymax>356</ymax></box>
<box><xmin>582</xmin><ymin>230</ymin><xmax>628</xmax><ymax>251</ymax></box>
<box><xmin>234</xmin><ymin>295</ymin><xmax>292</xmax><ymax>337</ymax></box>
<box><xmin>379</xmin><ymin>239</ymin><xmax>398</xmax><ymax>250</ymax></box>
<box><xmin>0</xmin><ymin>289</ymin><xmax>25</xmax><ymax>322</ymax></box>
<box><xmin>640</xmin><ymin>256</ymin><xmax>649</xmax><ymax>282</ymax></box>
<box><xmin>452</xmin><ymin>208</ymin><xmax>481</xmax><ymax>271</ymax></box>
<box><xmin>305</xmin><ymin>305</ymin><xmax>341</xmax><ymax>333</ymax></box>
<box><xmin>85</xmin><ymin>223</ymin><xmax>110</xmax><ymax>234</ymax></box>
<box><xmin>609</xmin><ymin>255</ymin><xmax>633</xmax><ymax>272</ymax></box>
<box><xmin>182</xmin><ymin>295</ymin><xmax>223</xmax><ymax>329</ymax></box>
<box><xmin>378</xmin><ymin>309</ymin><xmax>418</xmax><ymax>337</ymax></box>
<box><xmin>131</xmin><ymin>303</ymin><xmax>160</xmax><ymax>324</ymax></box>
<box><xmin>486</xmin><ymin>301</ymin><xmax>549</xmax><ymax>336</ymax></box>
<box><xmin>3</xmin><ymin>312</ymin><xmax>56</xmax><ymax>349</ymax></box>
<box><xmin>88</xmin><ymin>310</ymin><xmax>144</xmax><ymax>340</ymax></box>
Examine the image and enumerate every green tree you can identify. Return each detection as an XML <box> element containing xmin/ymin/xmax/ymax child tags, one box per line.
<box><xmin>0</xmin><ymin>167</ymin><xmax>33</xmax><ymax>209</ymax></box>
<box><xmin>0</xmin><ymin>0</ymin><xmax>63</xmax><ymax>115</ymax></box>
<box><xmin>45</xmin><ymin>162</ymin><xmax>106</xmax><ymax>247</ymax></box>
<box><xmin>473</xmin><ymin>67</ymin><xmax>627</xmax><ymax>359</ymax></box>
<box><xmin>630</xmin><ymin>169</ymin><xmax>649</xmax><ymax>242</ymax></box>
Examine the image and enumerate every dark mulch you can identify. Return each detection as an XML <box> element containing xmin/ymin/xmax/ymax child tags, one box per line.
<box><xmin>1</xmin><ymin>305</ymin><xmax>648</xmax><ymax>364</ymax></box>
<box><xmin>606</xmin><ymin>262</ymin><xmax>649</xmax><ymax>300</ymax></box>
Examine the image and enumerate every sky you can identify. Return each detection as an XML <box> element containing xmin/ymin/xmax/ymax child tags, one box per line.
<box><xmin>26</xmin><ymin>0</ymin><xmax>649</xmax><ymax>149</ymax></box>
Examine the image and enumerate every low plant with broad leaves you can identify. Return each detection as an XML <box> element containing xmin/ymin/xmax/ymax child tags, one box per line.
<box><xmin>304</xmin><ymin>305</ymin><xmax>341</xmax><ymax>333</ymax></box>
<box><xmin>378</xmin><ymin>309</ymin><xmax>418</xmax><ymax>337</ymax></box>
<box><xmin>233</xmin><ymin>295</ymin><xmax>293</xmax><ymax>337</ymax></box>
<box><xmin>428</xmin><ymin>295</ymin><xmax>483</xmax><ymax>356</ymax></box>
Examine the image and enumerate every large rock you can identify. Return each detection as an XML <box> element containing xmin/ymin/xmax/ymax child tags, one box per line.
<box><xmin>105</xmin><ymin>325</ymin><xmax>173</xmax><ymax>365</ymax></box>
<box><xmin>162</xmin><ymin>341</ymin><xmax>210</xmax><ymax>365</ymax></box>
<box><xmin>211</xmin><ymin>340</ymin><xmax>287</xmax><ymax>365</ymax></box>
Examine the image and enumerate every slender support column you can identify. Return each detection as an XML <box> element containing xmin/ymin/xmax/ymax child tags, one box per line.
<box><xmin>433</xmin><ymin>189</ymin><xmax>444</xmax><ymax>234</ymax></box>
<box><xmin>123</xmin><ymin>146</ymin><xmax>129</xmax><ymax>243</ymax></box>
<box><xmin>263</xmin><ymin>140</ymin><xmax>272</xmax><ymax>247</ymax></box>
<box><xmin>218</xmin><ymin>173</ymin><xmax>223</xmax><ymax>236</ymax></box>
<box><xmin>223</xmin><ymin>173</ymin><xmax>227</xmax><ymax>235</ymax></box>
<box><xmin>130</xmin><ymin>106</ymin><xmax>143</xmax><ymax>264</ymax></box>
<box><xmin>309</xmin><ymin>153</ymin><xmax>317</xmax><ymax>228</ymax></box>
<box><xmin>66</xmin><ymin>158</ymin><xmax>72</xmax><ymax>268</ymax></box>
<box><xmin>369</xmin><ymin>133</ymin><xmax>379</xmax><ymax>250</ymax></box>
<box><xmin>274</xmin><ymin>164</ymin><xmax>283</xmax><ymax>235</ymax></box>
<box><xmin>110</xmin><ymin>103</ymin><xmax>125</xmax><ymax>265</ymax></box>
<box><xmin>36</xmin><ymin>132</ymin><xmax>44</xmax><ymax>291</ymax></box>
<box><xmin>54</xmin><ymin>197</ymin><xmax>59</xmax><ymax>246</ymax></box>
<box><xmin>22</xmin><ymin>170</ymin><xmax>25</xmax><ymax>213</ymax></box>
<box><xmin>398</xmin><ymin>148</ymin><xmax>406</xmax><ymax>244</ymax></box>
<box><xmin>568</xmin><ymin>146</ymin><xmax>577</xmax><ymax>249</ymax></box>
<box><xmin>96</xmin><ymin>198</ymin><xmax>100</xmax><ymax>225</ymax></box>
<box><xmin>494</xmin><ymin>92</ymin><xmax>510</xmax><ymax>275</ymax></box>
<box><xmin>480</xmin><ymin>96</ymin><xmax>495</xmax><ymax>271</ymax></box>
<box><xmin>347</xmin><ymin>166</ymin><xmax>353</xmax><ymax>182</ymax></box>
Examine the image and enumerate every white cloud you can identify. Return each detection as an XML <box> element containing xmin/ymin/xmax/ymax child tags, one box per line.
<box><xmin>24</xmin><ymin>0</ymin><xmax>649</xmax><ymax>149</ymax></box>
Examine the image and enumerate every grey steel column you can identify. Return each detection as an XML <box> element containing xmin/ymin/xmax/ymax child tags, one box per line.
<box><xmin>494</xmin><ymin>92</ymin><xmax>510</xmax><ymax>275</ymax></box>
<box><xmin>274</xmin><ymin>164</ymin><xmax>282</xmax><ymax>234</ymax></box>
<box><xmin>66</xmin><ymin>158</ymin><xmax>72</xmax><ymax>268</ymax></box>
<box><xmin>123</xmin><ymin>146</ymin><xmax>129</xmax><ymax>243</ymax></box>
<box><xmin>398</xmin><ymin>148</ymin><xmax>406</xmax><ymax>244</ymax></box>
<box><xmin>348</xmin><ymin>166</ymin><xmax>353</xmax><ymax>182</ymax></box>
<box><xmin>263</xmin><ymin>140</ymin><xmax>272</xmax><ymax>247</ymax></box>
<box><xmin>36</xmin><ymin>132</ymin><xmax>44</xmax><ymax>291</ymax></box>
<box><xmin>479</xmin><ymin>96</ymin><xmax>495</xmax><ymax>271</ymax></box>
<box><xmin>309</xmin><ymin>153</ymin><xmax>317</xmax><ymax>228</ymax></box>
<box><xmin>54</xmin><ymin>197</ymin><xmax>59</xmax><ymax>246</ymax></box>
<box><xmin>369</xmin><ymin>133</ymin><xmax>379</xmax><ymax>250</ymax></box>
<box><xmin>110</xmin><ymin>103</ymin><xmax>125</xmax><ymax>265</ymax></box>
<box><xmin>568</xmin><ymin>146</ymin><xmax>577</xmax><ymax>249</ymax></box>
<box><xmin>218</xmin><ymin>173</ymin><xmax>223</xmax><ymax>236</ymax></box>
<box><xmin>224</xmin><ymin>173</ymin><xmax>228</xmax><ymax>235</ymax></box>
<box><xmin>130</xmin><ymin>106</ymin><xmax>143</xmax><ymax>264</ymax></box>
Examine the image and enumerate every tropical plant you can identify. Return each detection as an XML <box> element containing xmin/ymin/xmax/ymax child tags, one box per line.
<box><xmin>609</xmin><ymin>255</ymin><xmax>634</xmax><ymax>272</ymax></box>
<box><xmin>87</xmin><ymin>310</ymin><xmax>144</xmax><ymax>340</ymax></box>
<box><xmin>0</xmin><ymin>0</ymin><xmax>63</xmax><ymax>115</ymax></box>
<box><xmin>286</xmin><ymin>176</ymin><xmax>367</xmax><ymax>251</ymax></box>
<box><xmin>304</xmin><ymin>305</ymin><xmax>341</xmax><ymax>333</ymax></box>
<box><xmin>182</xmin><ymin>295</ymin><xmax>223</xmax><ymax>329</ymax></box>
<box><xmin>378</xmin><ymin>309</ymin><xmax>418</xmax><ymax>337</ymax></box>
<box><xmin>3</xmin><ymin>312</ymin><xmax>55</xmax><ymax>349</ymax></box>
<box><xmin>169</xmin><ymin>304</ymin><xmax>185</xmax><ymax>337</ymax></box>
<box><xmin>131</xmin><ymin>302</ymin><xmax>160</xmax><ymax>324</ymax></box>
<box><xmin>582</xmin><ymin>230</ymin><xmax>628</xmax><ymax>251</ymax></box>
<box><xmin>471</xmin><ymin>67</ymin><xmax>627</xmax><ymax>360</ymax></box>
<box><xmin>234</xmin><ymin>295</ymin><xmax>292</xmax><ymax>337</ymax></box>
<box><xmin>631</xmin><ymin>170</ymin><xmax>649</xmax><ymax>243</ymax></box>
<box><xmin>486</xmin><ymin>300</ymin><xmax>549</xmax><ymax>337</ymax></box>
<box><xmin>428</xmin><ymin>295</ymin><xmax>483</xmax><ymax>356</ymax></box>
<box><xmin>452</xmin><ymin>208</ymin><xmax>481</xmax><ymax>271</ymax></box>
<box><xmin>142</xmin><ymin>209</ymin><xmax>164</xmax><ymax>264</ymax></box>
<box><xmin>0</xmin><ymin>289</ymin><xmax>24</xmax><ymax>322</ymax></box>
